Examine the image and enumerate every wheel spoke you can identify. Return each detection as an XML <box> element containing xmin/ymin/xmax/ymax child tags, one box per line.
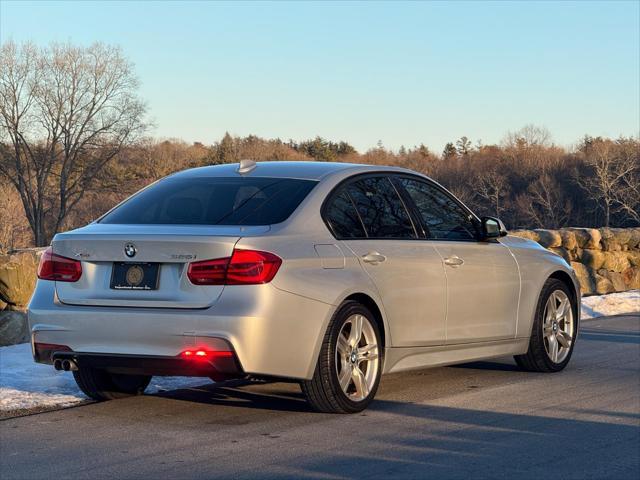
<box><xmin>357</xmin><ymin>343</ymin><xmax>378</xmax><ymax>365</ymax></box>
<box><xmin>548</xmin><ymin>335</ymin><xmax>559</xmax><ymax>363</ymax></box>
<box><xmin>349</xmin><ymin>315</ymin><xmax>364</xmax><ymax>347</ymax></box>
<box><xmin>338</xmin><ymin>365</ymin><xmax>352</xmax><ymax>391</ymax></box>
<box><xmin>545</xmin><ymin>294</ymin><xmax>557</xmax><ymax>324</ymax></box>
<box><xmin>557</xmin><ymin>330</ymin><xmax>571</xmax><ymax>348</ymax></box>
<box><xmin>358</xmin><ymin>352</ymin><xmax>378</xmax><ymax>365</ymax></box>
<box><xmin>337</xmin><ymin>333</ymin><xmax>350</xmax><ymax>356</ymax></box>
<box><xmin>556</xmin><ymin>297</ymin><xmax>570</xmax><ymax>321</ymax></box>
<box><xmin>357</xmin><ymin>343</ymin><xmax>377</xmax><ymax>356</ymax></box>
<box><xmin>352</xmin><ymin>366</ymin><xmax>369</xmax><ymax>398</ymax></box>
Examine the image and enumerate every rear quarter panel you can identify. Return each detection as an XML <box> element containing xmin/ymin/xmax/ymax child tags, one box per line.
<box><xmin>236</xmin><ymin>232</ymin><xmax>390</xmax><ymax>334</ymax></box>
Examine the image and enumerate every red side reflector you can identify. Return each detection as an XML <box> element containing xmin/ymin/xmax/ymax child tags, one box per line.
<box><xmin>34</xmin><ymin>342</ymin><xmax>72</xmax><ymax>362</ymax></box>
<box><xmin>186</xmin><ymin>249</ymin><xmax>281</xmax><ymax>286</ymax></box>
<box><xmin>180</xmin><ymin>349</ymin><xmax>234</xmax><ymax>359</ymax></box>
<box><xmin>37</xmin><ymin>246</ymin><xmax>82</xmax><ymax>282</ymax></box>
<box><xmin>34</xmin><ymin>342</ymin><xmax>72</xmax><ymax>353</ymax></box>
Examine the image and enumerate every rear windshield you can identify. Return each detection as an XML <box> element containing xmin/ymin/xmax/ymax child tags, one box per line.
<box><xmin>99</xmin><ymin>177</ymin><xmax>318</xmax><ymax>225</ymax></box>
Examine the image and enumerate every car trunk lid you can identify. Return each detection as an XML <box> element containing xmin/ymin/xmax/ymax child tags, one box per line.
<box><xmin>52</xmin><ymin>224</ymin><xmax>269</xmax><ymax>308</ymax></box>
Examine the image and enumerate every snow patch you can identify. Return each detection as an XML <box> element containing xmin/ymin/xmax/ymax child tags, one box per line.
<box><xmin>0</xmin><ymin>388</ymin><xmax>83</xmax><ymax>411</ymax></box>
<box><xmin>581</xmin><ymin>290</ymin><xmax>639</xmax><ymax>319</ymax></box>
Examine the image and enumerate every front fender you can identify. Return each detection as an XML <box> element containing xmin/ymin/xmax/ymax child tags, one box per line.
<box><xmin>502</xmin><ymin>236</ymin><xmax>580</xmax><ymax>338</ymax></box>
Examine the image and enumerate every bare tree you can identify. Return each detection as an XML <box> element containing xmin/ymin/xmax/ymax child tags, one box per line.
<box><xmin>517</xmin><ymin>173</ymin><xmax>573</xmax><ymax>228</ymax></box>
<box><xmin>577</xmin><ymin>137</ymin><xmax>640</xmax><ymax>227</ymax></box>
<box><xmin>504</xmin><ymin>124</ymin><xmax>552</xmax><ymax>148</ymax></box>
<box><xmin>0</xmin><ymin>41</ymin><xmax>146</xmax><ymax>246</ymax></box>
<box><xmin>502</xmin><ymin>124</ymin><xmax>554</xmax><ymax>166</ymax></box>
<box><xmin>474</xmin><ymin>167</ymin><xmax>510</xmax><ymax>218</ymax></box>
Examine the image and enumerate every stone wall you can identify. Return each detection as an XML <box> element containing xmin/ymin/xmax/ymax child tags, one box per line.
<box><xmin>511</xmin><ymin>228</ymin><xmax>640</xmax><ymax>296</ymax></box>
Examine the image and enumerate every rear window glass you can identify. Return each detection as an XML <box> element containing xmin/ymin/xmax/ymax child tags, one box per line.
<box><xmin>100</xmin><ymin>177</ymin><xmax>317</xmax><ymax>225</ymax></box>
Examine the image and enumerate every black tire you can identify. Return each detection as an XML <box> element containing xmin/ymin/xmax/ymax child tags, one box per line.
<box><xmin>73</xmin><ymin>367</ymin><xmax>151</xmax><ymax>401</ymax></box>
<box><xmin>301</xmin><ymin>300</ymin><xmax>383</xmax><ymax>413</ymax></box>
<box><xmin>514</xmin><ymin>278</ymin><xmax>578</xmax><ymax>373</ymax></box>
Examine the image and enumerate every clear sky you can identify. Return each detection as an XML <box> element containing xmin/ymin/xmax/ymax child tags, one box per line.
<box><xmin>1</xmin><ymin>0</ymin><xmax>639</xmax><ymax>152</ymax></box>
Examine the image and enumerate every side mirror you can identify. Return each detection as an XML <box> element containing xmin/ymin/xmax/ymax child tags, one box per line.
<box><xmin>481</xmin><ymin>216</ymin><xmax>507</xmax><ymax>240</ymax></box>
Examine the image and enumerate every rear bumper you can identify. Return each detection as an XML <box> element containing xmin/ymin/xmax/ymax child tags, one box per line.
<box><xmin>50</xmin><ymin>351</ymin><xmax>243</xmax><ymax>380</ymax></box>
<box><xmin>28</xmin><ymin>279</ymin><xmax>335</xmax><ymax>380</ymax></box>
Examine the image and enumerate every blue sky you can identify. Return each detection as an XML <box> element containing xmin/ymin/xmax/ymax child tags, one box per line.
<box><xmin>1</xmin><ymin>0</ymin><xmax>639</xmax><ymax>152</ymax></box>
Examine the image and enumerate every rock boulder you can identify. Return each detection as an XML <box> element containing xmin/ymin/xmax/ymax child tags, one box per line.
<box><xmin>0</xmin><ymin>310</ymin><xmax>29</xmax><ymax>346</ymax></box>
<box><xmin>535</xmin><ymin>229</ymin><xmax>562</xmax><ymax>248</ymax></box>
<box><xmin>0</xmin><ymin>250</ymin><xmax>42</xmax><ymax>308</ymax></box>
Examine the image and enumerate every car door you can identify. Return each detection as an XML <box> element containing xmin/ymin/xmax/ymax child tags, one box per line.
<box><xmin>324</xmin><ymin>175</ymin><xmax>447</xmax><ymax>347</ymax></box>
<box><xmin>395</xmin><ymin>176</ymin><xmax>520</xmax><ymax>344</ymax></box>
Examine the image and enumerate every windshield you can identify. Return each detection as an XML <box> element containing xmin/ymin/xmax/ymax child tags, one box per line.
<box><xmin>99</xmin><ymin>177</ymin><xmax>317</xmax><ymax>225</ymax></box>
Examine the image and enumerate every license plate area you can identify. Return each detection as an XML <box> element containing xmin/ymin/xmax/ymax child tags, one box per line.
<box><xmin>110</xmin><ymin>263</ymin><xmax>160</xmax><ymax>290</ymax></box>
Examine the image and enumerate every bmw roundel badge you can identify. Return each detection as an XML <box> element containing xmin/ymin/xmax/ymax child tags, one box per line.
<box><xmin>124</xmin><ymin>243</ymin><xmax>137</xmax><ymax>258</ymax></box>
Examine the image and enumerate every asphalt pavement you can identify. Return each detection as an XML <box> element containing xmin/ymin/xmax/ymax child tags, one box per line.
<box><xmin>1</xmin><ymin>314</ymin><xmax>638</xmax><ymax>479</ymax></box>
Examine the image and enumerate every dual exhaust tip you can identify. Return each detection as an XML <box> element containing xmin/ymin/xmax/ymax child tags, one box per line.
<box><xmin>53</xmin><ymin>359</ymin><xmax>78</xmax><ymax>372</ymax></box>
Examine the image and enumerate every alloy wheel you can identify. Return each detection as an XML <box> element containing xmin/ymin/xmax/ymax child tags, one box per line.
<box><xmin>335</xmin><ymin>314</ymin><xmax>380</xmax><ymax>401</ymax></box>
<box><xmin>542</xmin><ymin>290</ymin><xmax>574</xmax><ymax>364</ymax></box>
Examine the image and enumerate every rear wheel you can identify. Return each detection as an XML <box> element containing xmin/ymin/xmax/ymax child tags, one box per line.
<box><xmin>73</xmin><ymin>367</ymin><xmax>151</xmax><ymax>401</ymax></box>
<box><xmin>515</xmin><ymin>278</ymin><xmax>577</xmax><ymax>372</ymax></box>
<box><xmin>301</xmin><ymin>301</ymin><xmax>382</xmax><ymax>413</ymax></box>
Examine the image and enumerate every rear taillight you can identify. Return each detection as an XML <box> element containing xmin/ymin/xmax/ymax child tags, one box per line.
<box><xmin>226</xmin><ymin>249</ymin><xmax>282</xmax><ymax>285</ymax></box>
<box><xmin>187</xmin><ymin>249</ymin><xmax>282</xmax><ymax>286</ymax></box>
<box><xmin>186</xmin><ymin>257</ymin><xmax>229</xmax><ymax>285</ymax></box>
<box><xmin>37</xmin><ymin>246</ymin><xmax>82</xmax><ymax>282</ymax></box>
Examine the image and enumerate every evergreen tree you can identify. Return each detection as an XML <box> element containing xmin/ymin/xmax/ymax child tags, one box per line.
<box><xmin>456</xmin><ymin>136</ymin><xmax>472</xmax><ymax>157</ymax></box>
<box><xmin>442</xmin><ymin>142</ymin><xmax>457</xmax><ymax>160</ymax></box>
<box><xmin>217</xmin><ymin>132</ymin><xmax>236</xmax><ymax>164</ymax></box>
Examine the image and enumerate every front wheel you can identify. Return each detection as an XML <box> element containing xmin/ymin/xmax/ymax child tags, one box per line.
<box><xmin>73</xmin><ymin>367</ymin><xmax>151</xmax><ymax>401</ymax></box>
<box><xmin>515</xmin><ymin>278</ymin><xmax>578</xmax><ymax>372</ymax></box>
<box><xmin>301</xmin><ymin>301</ymin><xmax>383</xmax><ymax>413</ymax></box>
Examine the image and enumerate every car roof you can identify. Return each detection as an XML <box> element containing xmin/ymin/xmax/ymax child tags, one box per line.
<box><xmin>171</xmin><ymin>161</ymin><xmax>412</xmax><ymax>181</ymax></box>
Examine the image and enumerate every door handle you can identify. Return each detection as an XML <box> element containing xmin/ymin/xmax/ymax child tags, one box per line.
<box><xmin>362</xmin><ymin>251</ymin><xmax>386</xmax><ymax>264</ymax></box>
<box><xmin>444</xmin><ymin>255</ymin><xmax>464</xmax><ymax>267</ymax></box>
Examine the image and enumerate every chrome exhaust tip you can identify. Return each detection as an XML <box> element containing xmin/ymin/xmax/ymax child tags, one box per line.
<box><xmin>61</xmin><ymin>360</ymin><xmax>78</xmax><ymax>372</ymax></box>
<box><xmin>53</xmin><ymin>359</ymin><xmax>63</xmax><ymax>371</ymax></box>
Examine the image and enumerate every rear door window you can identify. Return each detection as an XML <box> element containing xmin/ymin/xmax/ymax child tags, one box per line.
<box><xmin>100</xmin><ymin>177</ymin><xmax>317</xmax><ymax>225</ymax></box>
<box><xmin>344</xmin><ymin>176</ymin><xmax>416</xmax><ymax>239</ymax></box>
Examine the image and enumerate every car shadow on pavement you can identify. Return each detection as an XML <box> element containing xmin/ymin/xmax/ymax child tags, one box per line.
<box><xmin>153</xmin><ymin>380</ymin><xmax>314</xmax><ymax>413</ymax></box>
<box><xmin>151</xmin><ymin>357</ymin><xmax>525</xmax><ymax>413</ymax></box>
<box><xmin>449</xmin><ymin>361</ymin><xmax>522</xmax><ymax>372</ymax></box>
<box><xmin>275</xmin><ymin>401</ymin><xmax>640</xmax><ymax>479</ymax></box>
<box><xmin>151</xmin><ymin>359</ymin><xmax>528</xmax><ymax>413</ymax></box>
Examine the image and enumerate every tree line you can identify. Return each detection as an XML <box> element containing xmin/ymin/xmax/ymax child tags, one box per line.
<box><xmin>1</xmin><ymin>41</ymin><xmax>638</xmax><ymax>251</ymax></box>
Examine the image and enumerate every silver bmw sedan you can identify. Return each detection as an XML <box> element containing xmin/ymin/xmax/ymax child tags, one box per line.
<box><xmin>28</xmin><ymin>160</ymin><xmax>580</xmax><ymax>413</ymax></box>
